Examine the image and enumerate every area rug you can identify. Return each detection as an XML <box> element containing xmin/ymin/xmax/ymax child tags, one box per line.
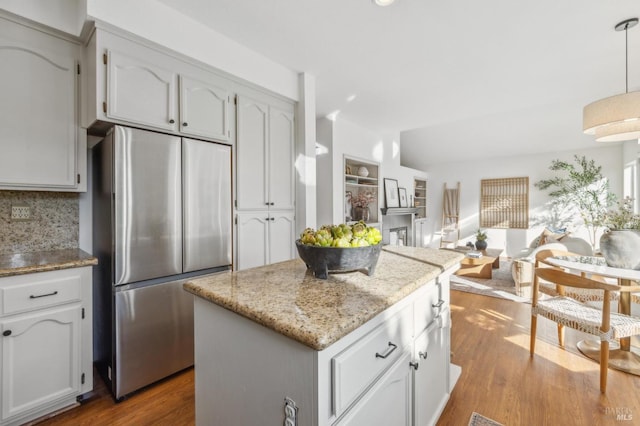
<box><xmin>468</xmin><ymin>411</ymin><xmax>504</xmax><ymax>426</ymax></box>
<box><xmin>450</xmin><ymin>258</ymin><xmax>530</xmax><ymax>303</ymax></box>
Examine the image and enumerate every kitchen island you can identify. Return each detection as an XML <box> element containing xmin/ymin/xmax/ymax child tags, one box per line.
<box><xmin>184</xmin><ymin>246</ymin><xmax>463</xmax><ymax>426</ymax></box>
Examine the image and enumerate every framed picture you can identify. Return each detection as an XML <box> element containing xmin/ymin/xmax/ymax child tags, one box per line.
<box><xmin>384</xmin><ymin>178</ymin><xmax>400</xmax><ymax>208</ymax></box>
<box><xmin>398</xmin><ymin>187</ymin><xmax>408</xmax><ymax>208</ymax></box>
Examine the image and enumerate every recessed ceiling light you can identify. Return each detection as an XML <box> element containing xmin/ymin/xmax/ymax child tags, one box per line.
<box><xmin>373</xmin><ymin>0</ymin><xmax>395</xmax><ymax>6</ymax></box>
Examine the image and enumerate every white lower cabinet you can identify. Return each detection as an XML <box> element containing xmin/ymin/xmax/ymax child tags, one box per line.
<box><xmin>335</xmin><ymin>352</ymin><xmax>412</xmax><ymax>426</ymax></box>
<box><xmin>0</xmin><ymin>267</ymin><xmax>92</xmax><ymax>426</ymax></box>
<box><xmin>413</xmin><ymin>312</ymin><xmax>451</xmax><ymax>426</ymax></box>
<box><xmin>236</xmin><ymin>210</ymin><xmax>295</xmax><ymax>270</ymax></box>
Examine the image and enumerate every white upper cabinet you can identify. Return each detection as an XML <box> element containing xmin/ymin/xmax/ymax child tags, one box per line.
<box><xmin>0</xmin><ymin>16</ymin><xmax>84</xmax><ymax>191</ymax></box>
<box><xmin>236</xmin><ymin>95</ymin><xmax>295</xmax><ymax>211</ymax></box>
<box><xmin>88</xmin><ymin>28</ymin><xmax>231</xmax><ymax>143</ymax></box>
<box><xmin>107</xmin><ymin>50</ymin><xmax>178</xmax><ymax>132</ymax></box>
<box><xmin>179</xmin><ymin>75</ymin><xmax>229</xmax><ymax>141</ymax></box>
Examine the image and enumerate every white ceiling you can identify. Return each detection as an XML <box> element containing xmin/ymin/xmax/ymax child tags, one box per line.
<box><xmin>156</xmin><ymin>0</ymin><xmax>640</xmax><ymax>168</ymax></box>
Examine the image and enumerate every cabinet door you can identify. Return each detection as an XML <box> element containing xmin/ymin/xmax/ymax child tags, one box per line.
<box><xmin>268</xmin><ymin>211</ymin><xmax>296</xmax><ymax>264</ymax></box>
<box><xmin>413</xmin><ymin>318</ymin><xmax>449</xmax><ymax>426</ymax></box>
<box><xmin>268</xmin><ymin>107</ymin><xmax>295</xmax><ymax>210</ymax></box>
<box><xmin>236</xmin><ymin>96</ymin><xmax>269</xmax><ymax>210</ymax></box>
<box><xmin>179</xmin><ymin>75</ymin><xmax>229</xmax><ymax>142</ymax></box>
<box><xmin>0</xmin><ymin>38</ymin><xmax>77</xmax><ymax>189</ymax></box>
<box><xmin>1</xmin><ymin>305</ymin><xmax>81</xmax><ymax>421</ymax></box>
<box><xmin>236</xmin><ymin>212</ymin><xmax>269</xmax><ymax>270</ymax></box>
<box><xmin>107</xmin><ymin>50</ymin><xmax>178</xmax><ymax>131</ymax></box>
<box><xmin>336</xmin><ymin>352</ymin><xmax>412</xmax><ymax>426</ymax></box>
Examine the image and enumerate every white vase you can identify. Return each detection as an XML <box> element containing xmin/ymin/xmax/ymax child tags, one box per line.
<box><xmin>600</xmin><ymin>229</ymin><xmax>640</xmax><ymax>270</ymax></box>
<box><xmin>357</xmin><ymin>167</ymin><xmax>369</xmax><ymax>177</ymax></box>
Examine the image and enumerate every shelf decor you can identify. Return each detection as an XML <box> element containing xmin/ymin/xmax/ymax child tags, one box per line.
<box><xmin>398</xmin><ymin>188</ymin><xmax>408</xmax><ymax>208</ymax></box>
<box><xmin>384</xmin><ymin>178</ymin><xmax>400</xmax><ymax>208</ymax></box>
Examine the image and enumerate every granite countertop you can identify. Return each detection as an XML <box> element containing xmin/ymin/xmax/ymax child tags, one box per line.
<box><xmin>0</xmin><ymin>248</ymin><xmax>98</xmax><ymax>278</ymax></box>
<box><xmin>184</xmin><ymin>248</ymin><xmax>464</xmax><ymax>351</ymax></box>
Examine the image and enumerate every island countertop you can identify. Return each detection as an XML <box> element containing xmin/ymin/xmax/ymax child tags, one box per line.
<box><xmin>183</xmin><ymin>247</ymin><xmax>463</xmax><ymax>350</ymax></box>
<box><xmin>0</xmin><ymin>248</ymin><xmax>98</xmax><ymax>278</ymax></box>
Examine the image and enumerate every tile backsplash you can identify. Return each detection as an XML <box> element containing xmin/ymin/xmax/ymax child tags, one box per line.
<box><xmin>0</xmin><ymin>191</ymin><xmax>79</xmax><ymax>254</ymax></box>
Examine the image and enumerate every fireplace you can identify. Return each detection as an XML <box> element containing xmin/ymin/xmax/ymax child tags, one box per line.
<box><xmin>380</xmin><ymin>208</ymin><xmax>418</xmax><ymax>246</ymax></box>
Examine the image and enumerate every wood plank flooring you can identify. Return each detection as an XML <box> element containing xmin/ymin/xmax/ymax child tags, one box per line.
<box><xmin>36</xmin><ymin>290</ymin><xmax>640</xmax><ymax>425</ymax></box>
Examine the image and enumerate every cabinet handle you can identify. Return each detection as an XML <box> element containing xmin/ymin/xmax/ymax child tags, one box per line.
<box><xmin>270</xmin><ymin>202</ymin><xmax>275</xmax><ymax>206</ymax></box>
<box><xmin>419</xmin><ymin>351</ymin><xmax>428</xmax><ymax>359</ymax></box>
<box><xmin>409</xmin><ymin>361</ymin><xmax>419</xmax><ymax>370</ymax></box>
<box><xmin>169</xmin><ymin>119</ymin><xmax>175</xmax><ymax>124</ymax></box>
<box><xmin>432</xmin><ymin>300</ymin><xmax>445</xmax><ymax>309</ymax></box>
<box><xmin>30</xmin><ymin>291</ymin><xmax>58</xmax><ymax>299</ymax></box>
<box><xmin>2</xmin><ymin>330</ymin><xmax>11</xmax><ymax>337</ymax></box>
<box><xmin>265</xmin><ymin>202</ymin><xmax>270</xmax><ymax>206</ymax></box>
<box><xmin>375</xmin><ymin>342</ymin><xmax>397</xmax><ymax>359</ymax></box>
<box><xmin>183</xmin><ymin>122</ymin><xmax>188</xmax><ymax>127</ymax></box>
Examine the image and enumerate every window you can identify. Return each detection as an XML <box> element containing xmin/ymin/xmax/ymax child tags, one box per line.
<box><xmin>480</xmin><ymin>177</ymin><xmax>529</xmax><ymax>229</ymax></box>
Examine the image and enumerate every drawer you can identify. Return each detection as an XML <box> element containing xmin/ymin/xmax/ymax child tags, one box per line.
<box><xmin>0</xmin><ymin>269</ymin><xmax>83</xmax><ymax>316</ymax></box>
<box><xmin>332</xmin><ymin>304</ymin><xmax>413</xmax><ymax>417</ymax></box>
<box><xmin>414</xmin><ymin>278</ymin><xmax>444</xmax><ymax>334</ymax></box>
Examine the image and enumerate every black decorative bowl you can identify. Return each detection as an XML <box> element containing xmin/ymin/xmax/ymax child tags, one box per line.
<box><xmin>295</xmin><ymin>240</ymin><xmax>382</xmax><ymax>279</ymax></box>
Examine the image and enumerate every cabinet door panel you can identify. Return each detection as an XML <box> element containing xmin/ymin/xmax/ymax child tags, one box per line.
<box><xmin>179</xmin><ymin>76</ymin><xmax>229</xmax><ymax>141</ymax></box>
<box><xmin>413</xmin><ymin>315</ymin><xmax>449</xmax><ymax>426</ymax></box>
<box><xmin>268</xmin><ymin>212</ymin><xmax>295</xmax><ymax>264</ymax></box>
<box><xmin>236</xmin><ymin>96</ymin><xmax>268</xmax><ymax>210</ymax></box>
<box><xmin>107</xmin><ymin>50</ymin><xmax>177</xmax><ymax>131</ymax></box>
<box><xmin>336</xmin><ymin>352</ymin><xmax>412</xmax><ymax>426</ymax></box>
<box><xmin>1</xmin><ymin>305</ymin><xmax>81</xmax><ymax>421</ymax></box>
<box><xmin>268</xmin><ymin>107</ymin><xmax>295</xmax><ymax>210</ymax></box>
<box><xmin>0</xmin><ymin>42</ymin><xmax>77</xmax><ymax>188</ymax></box>
<box><xmin>237</xmin><ymin>213</ymin><xmax>269</xmax><ymax>270</ymax></box>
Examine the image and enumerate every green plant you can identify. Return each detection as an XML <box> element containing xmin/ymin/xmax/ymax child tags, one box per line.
<box><xmin>534</xmin><ymin>155</ymin><xmax>615</xmax><ymax>248</ymax></box>
<box><xmin>476</xmin><ymin>229</ymin><xmax>487</xmax><ymax>241</ymax></box>
<box><xmin>603</xmin><ymin>197</ymin><xmax>640</xmax><ymax>230</ymax></box>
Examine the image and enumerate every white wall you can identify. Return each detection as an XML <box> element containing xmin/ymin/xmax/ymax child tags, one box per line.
<box><xmin>421</xmin><ymin>145</ymin><xmax>624</xmax><ymax>256</ymax></box>
<box><xmin>86</xmin><ymin>0</ymin><xmax>298</xmax><ymax>102</ymax></box>
<box><xmin>316</xmin><ymin>117</ymin><xmax>427</xmax><ymax>227</ymax></box>
<box><xmin>0</xmin><ymin>0</ymin><xmax>86</xmax><ymax>35</ymax></box>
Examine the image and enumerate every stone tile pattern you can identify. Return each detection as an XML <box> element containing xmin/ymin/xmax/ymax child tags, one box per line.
<box><xmin>184</xmin><ymin>249</ymin><xmax>464</xmax><ymax>350</ymax></box>
<box><xmin>0</xmin><ymin>248</ymin><xmax>97</xmax><ymax>278</ymax></box>
<box><xmin>0</xmin><ymin>191</ymin><xmax>79</xmax><ymax>254</ymax></box>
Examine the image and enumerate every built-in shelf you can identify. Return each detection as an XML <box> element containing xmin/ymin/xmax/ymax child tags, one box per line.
<box><xmin>344</xmin><ymin>156</ymin><xmax>379</xmax><ymax>225</ymax></box>
<box><xmin>414</xmin><ymin>178</ymin><xmax>427</xmax><ymax>219</ymax></box>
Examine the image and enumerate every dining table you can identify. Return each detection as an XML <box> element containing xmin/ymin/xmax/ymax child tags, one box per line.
<box><xmin>546</xmin><ymin>255</ymin><xmax>640</xmax><ymax>376</ymax></box>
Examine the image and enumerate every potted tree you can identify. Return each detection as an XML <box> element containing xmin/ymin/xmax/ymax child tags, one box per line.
<box><xmin>475</xmin><ymin>229</ymin><xmax>488</xmax><ymax>251</ymax></box>
<box><xmin>535</xmin><ymin>155</ymin><xmax>615</xmax><ymax>249</ymax></box>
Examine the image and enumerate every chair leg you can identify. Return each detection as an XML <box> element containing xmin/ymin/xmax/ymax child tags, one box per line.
<box><xmin>530</xmin><ymin>315</ymin><xmax>537</xmax><ymax>356</ymax></box>
<box><xmin>600</xmin><ymin>340</ymin><xmax>610</xmax><ymax>394</ymax></box>
<box><xmin>557</xmin><ymin>324</ymin><xmax>565</xmax><ymax>348</ymax></box>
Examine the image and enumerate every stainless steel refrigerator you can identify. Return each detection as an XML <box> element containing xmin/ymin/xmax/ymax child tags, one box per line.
<box><xmin>92</xmin><ymin>125</ymin><xmax>232</xmax><ymax>400</ymax></box>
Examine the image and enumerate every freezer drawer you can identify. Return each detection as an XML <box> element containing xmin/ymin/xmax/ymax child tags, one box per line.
<box><xmin>114</xmin><ymin>280</ymin><xmax>194</xmax><ymax>398</ymax></box>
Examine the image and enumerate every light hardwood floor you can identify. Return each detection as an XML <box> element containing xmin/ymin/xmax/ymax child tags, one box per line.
<box><xmin>37</xmin><ymin>290</ymin><xmax>640</xmax><ymax>425</ymax></box>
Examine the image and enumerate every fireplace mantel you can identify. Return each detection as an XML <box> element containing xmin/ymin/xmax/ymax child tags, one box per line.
<box><xmin>380</xmin><ymin>207</ymin><xmax>420</xmax><ymax>216</ymax></box>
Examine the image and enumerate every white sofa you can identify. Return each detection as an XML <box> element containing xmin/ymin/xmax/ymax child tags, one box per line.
<box><xmin>511</xmin><ymin>235</ymin><xmax>593</xmax><ymax>296</ymax></box>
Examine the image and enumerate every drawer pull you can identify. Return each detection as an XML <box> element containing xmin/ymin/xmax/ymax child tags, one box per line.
<box><xmin>375</xmin><ymin>342</ymin><xmax>397</xmax><ymax>359</ymax></box>
<box><xmin>419</xmin><ymin>351</ymin><xmax>428</xmax><ymax>359</ymax></box>
<box><xmin>432</xmin><ymin>300</ymin><xmax>445</xmax><ymax>309</ymax></box>
<box><xmin>2</xmin><ymin>330</ymin><xmax>11</xmax><ymax>337</ymax></box>
<box><xmin>29</xmin><ymin>291</ymin><xmax>58</xmax><ymax>299</ymax></box>
<box><xmin>409</xmin><ymin>361</ymin><xmax>419</xmax><ymax>370</ymax></box>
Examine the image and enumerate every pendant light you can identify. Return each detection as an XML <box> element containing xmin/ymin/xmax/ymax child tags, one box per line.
<box><xmin>583</xmin><ymin>18</ymin><xmax>640</xmax><ymax>142</ymax></box>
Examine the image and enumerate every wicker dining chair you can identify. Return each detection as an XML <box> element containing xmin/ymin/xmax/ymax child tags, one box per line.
<box><xmin>530</xmin><ymin>267</ymin><xmax>640</xmax><ymax>393</ymax></box>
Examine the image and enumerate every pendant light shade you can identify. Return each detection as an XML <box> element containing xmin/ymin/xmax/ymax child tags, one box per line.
<box><xmin>583</xmin><ymin>92</ymin><xmax>640</xmax><ymax>142</ymax></box>
<box><xmin>583</xmin><ymin>18</ymin><xmax>640</xmax><ymax>142</ymax></box>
